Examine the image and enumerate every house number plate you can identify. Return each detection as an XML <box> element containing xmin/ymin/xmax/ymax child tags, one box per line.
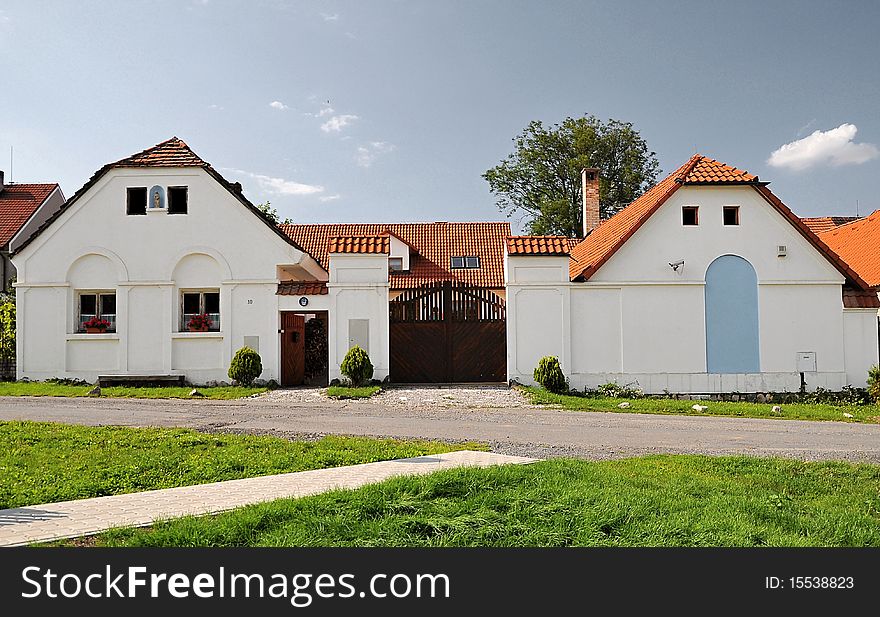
<box><xmin>299</xmin><ymin>297</ymin><xmax>309</xmax><ymax>307</ymax></box>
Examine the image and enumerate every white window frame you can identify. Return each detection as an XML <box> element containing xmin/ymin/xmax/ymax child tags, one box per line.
<box><xmin>77</xmin><ymin>290</ymin><xmax>117</xmax><ymax>332</ymax></box>
<box><xmin>180</xmin><ymin>289</ymin><xmax>221</xmax><ymax>332</ymax></box>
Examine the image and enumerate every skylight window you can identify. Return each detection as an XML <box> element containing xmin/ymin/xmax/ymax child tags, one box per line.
<box><xmin>451</xmin><ymin>256</ymin><xmax>480</xmax><ymax>269</ymax></box>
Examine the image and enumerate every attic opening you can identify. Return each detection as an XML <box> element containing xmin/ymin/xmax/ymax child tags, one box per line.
<box><xmin>723</xmin><ymin>206</ymin><xmax>740</xmax><ymax>226</ymax></box>
<box><xmin>682</xmin><ymin>206</ymin><xmax>699</xmax><ymax>226</ymax></box>
<box><xmin>168</xmin><ymin>186</ymin><xmax>188</xmax><ymax>214</ymax></box>
<box><xmin>126</xmin><ymin>187</ymin><xmax>147</xmax><ymax>215</ymax></box>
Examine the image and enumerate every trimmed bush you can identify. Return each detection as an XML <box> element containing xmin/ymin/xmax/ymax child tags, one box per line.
<box><xmin>341</xmin><ymin>345</ymin><xmax>374</xmax><ymax>387</ymax></box>
<box><xmin>533</xmin><ymin>356</ymin><xmax>567</xmax><ymax>393</ymax></box>
<box><xmin>869</xmin><ymin>365</ymin><xmax>880</xmax><ymax>404</ymax></box>
<box><xmin>228</xmin><ymin>347</ymin><xmax>262</xmax><ymax>386</ymax></box>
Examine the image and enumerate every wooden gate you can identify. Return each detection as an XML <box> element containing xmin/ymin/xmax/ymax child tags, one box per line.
<box><xmin>389</xmin><ymin>281</ymin><xmax>506</xmax><ymax>383</ymax></box>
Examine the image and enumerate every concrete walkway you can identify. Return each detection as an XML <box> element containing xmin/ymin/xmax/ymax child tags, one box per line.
<box><xmin>0</xmin><ymin>450</ymin><xmax>534</xmax><ymax>547</ymax></box>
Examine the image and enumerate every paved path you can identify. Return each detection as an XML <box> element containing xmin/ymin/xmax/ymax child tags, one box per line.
<box><xmin>0</xmin><ymin>450</ymin><xmax>533</xmax><ymax>546</ymax></box>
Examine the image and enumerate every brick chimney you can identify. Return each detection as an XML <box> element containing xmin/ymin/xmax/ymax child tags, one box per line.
<box><xmin>0</xmin><ymin>170</ymin><xmax>5</xmax><ymax>193</ymax></box>
<box><xmin>582</xmin><ymin>167</ymin><xmax>600</xmax><ymax>236</ymax></box>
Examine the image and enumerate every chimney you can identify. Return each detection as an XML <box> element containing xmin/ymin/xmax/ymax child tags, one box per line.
<box><xmin>582</xmin><ymin>167</ymin><xmax>600</xmax><ymax>236</ymax></box>
<box><xmin>0</xmin><ymin>170</ymin><xmax>4</xmax><ymax>193</ymax></box>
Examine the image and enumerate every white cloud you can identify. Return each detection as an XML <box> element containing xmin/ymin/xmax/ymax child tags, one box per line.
<box><xmin>356</xmin><ymin>141</ymin><xmax>396</xmax><ymax>167</ymax></box>
<box><xmin>768</xmin><ymin>123</ymin><xmax>879</xmax><ymax>171</ymax></box>
<box><xmin>0</xmin><ymin>10</ymin><xmax>9</xmax><ymax>23</ymax></box>
<box><xmin>208</xmin><ymin>103</ymin><xmax>224</xmax><ymax>110</ymax></box>
<box><xmin>317</xmin><ymin>106</ymin><xmax>334</xmax><ymax>117</ymax></box>
<box><xmin>320</xmin><ymin>12</ymin><xmax>339</xmax><ymax>21</ymax></box>
<box><xmin>269</xmin><ymin>100</ymin><xmax>289</xmax><ymax>111</ymax></box>
<box><xmin>319</xmin><ymin>194</ymin><xmax>341</xmax><ymax>202</ymax></box>
<box><xmin>223</xmin><ymin>168</ymin><xmax>324</xmax><ymax>196</ymax></box>
<box><xmin>321</xmin><ymin>114</ymin><xmax>359</xmax><ymax>133</ymax></box>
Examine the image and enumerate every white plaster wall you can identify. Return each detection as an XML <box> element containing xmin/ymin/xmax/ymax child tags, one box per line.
<box><xmin>505</xmin><ymin>184</ymin><xmax>869</xmax><ymax>394</ymax></box>
<box><xmin>13</xmin><ymin>167</ymin><xmax>318</xmax><ymax>383</ymax></box>
<box><xmin>328</xmin><ymin>254</ymin><xmax>390</xmax><ymax>382</ymax></box>
<box><xmin>842</xmin><ymin>309</ymin><xmax>879</xmax><ymax>387</ymax></box>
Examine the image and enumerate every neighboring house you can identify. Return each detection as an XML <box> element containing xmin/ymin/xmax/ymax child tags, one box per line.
<box><xmin>281</xmin><ymin>221</ymin><xmax>511</xmax><ymax>383</ymax></box>
<box><xmin>818</xmin><ymin>210</ymin><xmax>880</xmax><ymax>312</ymax></box>
<box><xmin>506</xmin><ymin>156</ymin><xmax>879</xmax><ymax>393</ymax></box>
<box><xmin>0</xmin><ymin>171</ymin><xmax>64</xmax><ymax>292</ymax></box>
<box><xmin>801</xmin><ymin>216</ymin><xmax>860</xmax><ymax>235</ymax></box>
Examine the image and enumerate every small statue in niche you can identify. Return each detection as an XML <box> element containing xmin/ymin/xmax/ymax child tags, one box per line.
<box><xmin>153</xmin><ymin>190</ymin><xmax>161</xmax><ymax>209</ymax></box>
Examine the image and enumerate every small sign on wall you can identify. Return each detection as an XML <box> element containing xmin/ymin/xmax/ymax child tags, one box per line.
<box><xmin>796</xmin><ymin>351</ymin><xmax>817</xmax><ymax>373</ymax></box>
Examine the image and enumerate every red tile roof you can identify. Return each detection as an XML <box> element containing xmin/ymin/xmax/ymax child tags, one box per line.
<box><xmin>13</xmin><ymin>137</ymin><xmax>311</xmax><ymax>258</ymax></box>
<box><xmin>328</xmin><ymin>234</ymin><xmax>390</xmax><ymax>254</ymax></box>
<box><xmin>506</xmin><ymin>236</ymin><xmax>571</xmax><ymax>256</ymax></box>
<box><xmin>801</xmin><ymin>216</ymin><xmax>860</xmax><ymax>235</ymax></box>
<box><xmin>277</xmin><ymin>281</ymin><xmax>328</xmax><ymax>296</ymax></box>
<box><xmin>842</xmin><ymin>287</ymin><xmax>880</xmax><ymax>309</ymax></box>
<box><xmin>110</xmin><ymin>137</ymin><xmax>208</xmax><ymax>168</ymax></box>
<box><xmin>820</xmin><ymin>210</ymin><xmax>880</xmax><ymax>289</ymax></box>
<box><xmin>568</xmin><ymin>155</ymin><xmax>877</xmax><ymax>305</ymax></box>
<box><xmin>0</xmin><ymin>183</ymin><xmax>59</xmax><ymax>248</ymax></box>
<box><xmin>280</xmin><ymin>222</ymin><xmax>510</xmax><ymax>289</ymax></box>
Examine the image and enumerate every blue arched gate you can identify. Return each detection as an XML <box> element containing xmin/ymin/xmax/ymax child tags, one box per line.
<box><xmin>705</xmin><ymin>255</ymin><xmax>760</xmax><ymax>373</ymax></box>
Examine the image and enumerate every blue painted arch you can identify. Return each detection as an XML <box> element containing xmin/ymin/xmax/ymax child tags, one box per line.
<box><xmin>705</xmin><ymin>255</ymin><xmax>760</xmax><ymax>373</ymax></box>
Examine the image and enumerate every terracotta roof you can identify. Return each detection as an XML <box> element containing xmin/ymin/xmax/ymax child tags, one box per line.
<box><xmin>506</xmin><ymin>236</ymin><xmax>571</xmax><ymax>256</ymax></box>
<box><xmin>109</xmin><ymin>137</ymin><xmax>208</xmax><ymax>168</ymax></box>
<box><xmin>820</xmin><ymin>210</ymin><xmax>880</xmax><ymax>289</ymax></box>
<box><xmin>280</xmin><ymin>222</ymin><xmax>510</xmax><ymax>289</ymax></box>
<box><xmin>801</xmin><ymin>216</ymin><xmax>860</xmax><ymax>235</ymax></box>
<box><xmin>328</xmin><ymin>234</ymin><xmax>390</xmax><ymax>254</ymax></box>
<box><xmin>568</xmin><ymin>155</ymin><xmax>877</xmax><ymax>303</ymax></box>
<box><xmin>842</xmin><ymin>287</ymin><xmax>880</xmax><ymax>309</ymax></box>
<box><xmin>0</xmin><ymin>183</ymin><xmax>59</xmax><ymax>248</ymax></box>
<box><xmin>277</xmin><ymin>281</ymin><xmax>328</xmax><ymax>296</ymax></box>
<box><xmin>13</xmin><ymin>137</ymin><xmax>313</xmax><ymax>260</ymax></box>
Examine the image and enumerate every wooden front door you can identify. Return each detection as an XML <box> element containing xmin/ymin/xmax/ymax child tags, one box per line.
<box><xmin>280</xmin><ymin>312</ymin><xmax>306</xmax><ymax>386</ymax></box>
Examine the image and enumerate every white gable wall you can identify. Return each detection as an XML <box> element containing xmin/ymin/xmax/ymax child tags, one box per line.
<box><xmin>507</xmin><ymin>185</ymin><xmax>877</xmax><ymax>393</ymax></box>
<box><xmin>13</xmin><ymin>167</ymin><xmax>321</xmax><ymax>383</ymax></box>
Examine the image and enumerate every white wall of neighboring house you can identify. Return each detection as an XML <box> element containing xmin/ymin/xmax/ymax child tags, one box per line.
<box><xmin>507</xmin><ymin>185</ymin><xmax>879</xmax><ymax>393</ymax></box>
<box><xmin>327</xmin><ymin>253</ymin><xmax>390</xmax><ymax>382</ymax></box>
<box><xmin>12</xmin><ymin>167</ymin><xmax>324</xmax><ymax>384</ymax></box>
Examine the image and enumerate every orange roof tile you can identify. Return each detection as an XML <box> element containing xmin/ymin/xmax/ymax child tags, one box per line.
<box><xmin>842</xmin><ymin>287</ymin><xmax>880</xmax><ymax>309</ymax></box>
<box><xmin>109</xmin><ymin>137</ymin><xmax>207</xmax><ymax>168</ymax></box>
<box><xmin>568</xmin><ymin>155</ymin><xmax>877</xmax><ymax>304</ymax></box>
<box><xmin>0</xmin><ymin>183</ymin><xmax>59</xmax><ymax>248</ymax></box>
<box><xmin>506</xmin><ymin>236</ymin><xmax>571</xmax><ymax>255</ymax></box>
<box><xmin>281</xmin><ymin>222</ymin><xmax>510</xmax><ymax>289</ymax></box>
<box><xmin>328</xmin><ymin>234</ymin><xmax>390</xmax><ymax>254</ymax></box>
<box><xmin>801</xmin><ymin>216</ymin><xmax>860</xmax><ymax>235</ymax></box>
<box><xmin>277</xmin><ymin>281</ymin><xmax>328</xmax><ymax>296</ymax></box>
<box><xmin>820</xmin><ymin>210</ymin><xmax>880</xmax><ymax>289</ymax></box>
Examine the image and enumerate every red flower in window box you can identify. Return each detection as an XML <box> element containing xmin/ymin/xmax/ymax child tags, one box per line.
<box><xmin>82</xmin><ymin>316</ymin><xmax>112</xmax><ymax>334</ymax></box>
<box><xmin>187</xmin><ymin>313</ymin><xmax>213</xmax><ymax>332</ymax></box>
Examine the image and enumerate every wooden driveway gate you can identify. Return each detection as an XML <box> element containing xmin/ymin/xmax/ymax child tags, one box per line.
<box><xmin>389</xmin><ymin>281</ymin><xmax>506</xmax><ymax>383</ymax></box>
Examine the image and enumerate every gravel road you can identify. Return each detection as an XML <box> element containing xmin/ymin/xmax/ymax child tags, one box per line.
<box><xmin>2</xmin><ymin>393</ymin><xmax>879</xmax><ymax>462</ymax></box>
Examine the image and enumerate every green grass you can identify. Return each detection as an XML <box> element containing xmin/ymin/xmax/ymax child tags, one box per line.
<box><xmin>326</xmin><ymin>385</ymin><xmax>381</xmax><ymax>399</ymax></box>
<box><xmin>79</xmin><ymin>456</ymin><xmax>880</xmax><ymax>547</ymax></box>
<box><xmin>0</xmin><ymin>421</ymin><xmax>482</xmax><ymax>509</ymax></box>
<box><xmin>0</xmin><ymin>382</ymin><xmax>266</xmax><ymax>399</ymax></box>
<box><xmin>520</xmin><ymin>386</ymin><xmax>880</xmax><ymax>423</ymax></box>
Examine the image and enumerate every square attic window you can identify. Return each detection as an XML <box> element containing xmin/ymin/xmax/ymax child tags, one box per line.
<box><xmin>126</xmin><ymin>187</ymin><xmax>147</xmax><ymax>215</ymax></box>
<box><xmin>168</xmin><ymin>186</ymin><xmax>188</xmax><ymax>214</ymax></box>
<box><xmin>723</xmin><ymin>205</ymin><xmax>740</xmax><ymax>226</ymax></box>
<box><xmin>682</xmin><ymin>206</ymin><xmax>699</xmax><ymax>226</ymax></box>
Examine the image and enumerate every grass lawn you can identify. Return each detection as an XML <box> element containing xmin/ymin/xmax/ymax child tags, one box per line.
<box><xmin>0</xmin><ymin>382</ymin><xmax>265</xmax><ymax>399</ymax></box>
<box><xmin>520</xmin><ymin>386</ymin><xmax>880</xmax><ymax>423</ymax></box>
<box><xmin>326</xmin><ymin>385</ymin><xmax>382</xmax><ymax>399</ymax></box>
<box><xmin>77</xmin><ymin>455</ymin><xmax>880</xmax><ymax>547</ymax></box>
<box><xmin>0</xmin><ymin>421</ymin><xmax>482</xmax><ymax>509</ymax></box>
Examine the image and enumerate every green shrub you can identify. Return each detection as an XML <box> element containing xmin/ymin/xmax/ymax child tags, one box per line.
<box><xmin>340</xmin><ymin>346</ymin><xmax>373</xmax><ymax>387</ymax></box>
<box><xmin>869</xmin><ymin>365</ymin><xmax>880</xmax><ymax>404</ymax></box>
<box><xmin>533</xmin><ymin>356</ymin><xmax>567</xmax><ymax>393</ymax></box>
<box><xmin>228</xmin><ymin>347</ymin><xmax>262</xmax><ymax>386</ymax></box>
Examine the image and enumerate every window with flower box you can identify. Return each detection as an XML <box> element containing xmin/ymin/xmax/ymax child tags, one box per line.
<box><xmin>181</xmin><ymin>290</ymin><xmax>220</xmax><ymax>332</ymax></box>
<box><xmin>78</xmin><ymin>292</ymin><xmax>116</xmax><ymax>332</ymax></box>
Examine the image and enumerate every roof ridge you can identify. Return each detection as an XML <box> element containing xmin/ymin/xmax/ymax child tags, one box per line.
<box><xmin>822</xmin><ymin>209</ymin><xmax>880</xmax><ymax>235</ymax></box>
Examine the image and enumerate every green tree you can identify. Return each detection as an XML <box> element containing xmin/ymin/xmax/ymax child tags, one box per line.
<box><xmin>256</xmin><ymin>201</ymin><xmax>292</xmax><ymax>225</ymax></box>
<box><xmin>483</xmin><ymin>116</ymin><xmax>660</xmax><ymax>237</ymax></box>
<box><xmin>0</xmin><ymin>298</ymin><xmax>15</xmax><ymax>381</ymax></box>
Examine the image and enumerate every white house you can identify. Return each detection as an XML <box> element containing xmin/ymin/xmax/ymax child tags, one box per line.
<box><xmin>12</xmin><ymin>140</ymin><xmax>878</xmax><ymax>393</ymax></box>
<box><xmin>506</xmin><ymin>156</ymin><xmax>879</xmax><ymax>393</ymax></box>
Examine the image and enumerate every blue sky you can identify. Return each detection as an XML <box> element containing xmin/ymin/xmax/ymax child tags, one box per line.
<box><xmin>1</xmin><ymin>0</ymin><xmax>878</xmax><ymax>230</ymax></box>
